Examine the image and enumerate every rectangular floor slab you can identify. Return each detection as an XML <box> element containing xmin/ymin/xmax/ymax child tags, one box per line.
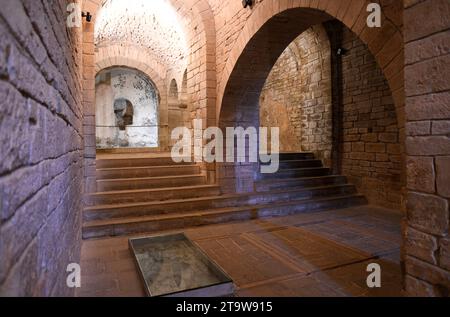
<box><xmin>129</xmin><ymin>233</ymin><xmax>234</xmax><ymax>297</ymax></box>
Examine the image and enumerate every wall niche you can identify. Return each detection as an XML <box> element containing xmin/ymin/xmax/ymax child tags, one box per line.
<box><xmin>95</xmin><ymin>67</ymin><xmax>160</xmax><ymax>148</ymax></box>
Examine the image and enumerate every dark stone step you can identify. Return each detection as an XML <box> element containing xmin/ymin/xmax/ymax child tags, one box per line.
<box><xmin>260</xmin><ymin>167</ymin><xmax>331</xmax><ymax>180</ymax></box>
<box><xmin>255</xmin><ymin>175</ymin><xmax>348</xmax><ymax>192</ymax></box>
<box><xmin>261</xmin><ymin>159</ymin><xmax>323</xmax><ymax>169</ymax></box>
<box><xmin>276</xmin><ymin>153</ymin><xmax>315</xmax><ymax>161</ymax></box>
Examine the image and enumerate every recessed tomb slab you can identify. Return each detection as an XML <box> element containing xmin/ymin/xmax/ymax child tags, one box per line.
<box><xmin>129</xmin><ymin>233</ymin><xmax>235</xmax><ymax>297</ymax></box>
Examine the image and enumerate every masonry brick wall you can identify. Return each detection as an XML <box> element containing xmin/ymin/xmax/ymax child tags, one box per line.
<box><xmin>404</xmin><ymin>0</ymin><xmax>450</xmax><ymax>296</ymax></box>
<box><xmin>260</xmin><ymin>25</ymin><xmax>332</xmax><ymax>165</ymax></box>
<box><xmin>260</xmin><ymin>44</ymin><xmax>303</xmax><ymax>152</ymax></box>
<box><xmin>341</xmin><ymin>27</ymin><xmax>402</xmax><ymax>210</ymax></box>
<box><xmin>0</xmin><ymin>0</ymin><xmax>83</xmax><ymax>296</ymax></box>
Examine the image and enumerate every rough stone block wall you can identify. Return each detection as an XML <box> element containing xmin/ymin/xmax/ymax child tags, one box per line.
<box><xmin>260</xmin><ymin>38</ymin><xmax>303</xmax><ymax>152</ymax></box>
<box><xmin>341</xmin><ymin>27</ymin><xmax>402</xmax><ymax>210</ymax></box>
<box><xmin>0</xmin><ymin>0</ymin><xmax>83</xmax><ymax>296</ymax></box>
<box><xmin>404</xmin><ymin>0</ymin><xmax>450</xmax><ymax>296</ymax></box>
<box><xmin>260</xmin><ymin>25</ymin><xmax>332</xmax><ymax>165</ymax></box>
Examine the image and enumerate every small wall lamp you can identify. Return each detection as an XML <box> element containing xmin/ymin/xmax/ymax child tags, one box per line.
<box><xmin>242</xmin><ymin>0</ymin><xmax>253</xmax><ymax>9</ymax></box>
<box><xmin>82</xmin><ymin>11</ymin><xmax>92</xmax><ymax>22</ymax></box>
<box><xmin>336</xmin><ymin>48</ymin><xmax>348</xmax><ymax>56</ymax></box>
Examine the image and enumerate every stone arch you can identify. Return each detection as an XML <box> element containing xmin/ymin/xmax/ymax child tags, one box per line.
<box><xmin>94</xmin><ymin>56</ymin><xmax>169</xmax><ymax>152</ymax></box>
<box><xmin>168</xmin><ymin>0</ymin><xmax>217</xmax><ymax>126</ymax></box>
<box><xmin>95</xmin><ymin>66</ymin><xmax>160</xmax><ymax>148</ymax></box>
<box><xmin>217</xmin><ymin>1</ymin><xmax>404</xmax><ymax>128</ymax></box>
<box><xmin>95</xmin><ymin>45</ymin><xmax>167</xmax><ymax>85</ymax></box>
<box><xmin>82</xmin><ymin>0</ymin><xmax>216</xmax><ymax>121</ymax></box>
<box><xmin>217</xmin><ymin>3</ymin><xmax>405</xmax><ymax>195</ymax></box>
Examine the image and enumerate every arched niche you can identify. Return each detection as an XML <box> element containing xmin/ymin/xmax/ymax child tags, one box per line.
<box><xmin>95</xmin><ymin>67</ymin><xmax>160</xmax><ymax>149</ymax></box>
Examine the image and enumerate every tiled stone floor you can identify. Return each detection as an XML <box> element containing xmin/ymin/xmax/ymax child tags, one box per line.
<box><xmin>77</xmin><ymin>206</ymin><xmax>404</xmax><ymax>297</ymax></box>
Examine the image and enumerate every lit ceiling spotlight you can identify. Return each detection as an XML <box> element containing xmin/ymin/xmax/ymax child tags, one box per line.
<box><xmin>82</xmin><ymin>11</ymin><xmax>93</xmax><ymax>22</ymax></box>
<box><xmin>242</xmin><ymin>0</ymin><xmax>253</xmax><ymax>9</ymax></box>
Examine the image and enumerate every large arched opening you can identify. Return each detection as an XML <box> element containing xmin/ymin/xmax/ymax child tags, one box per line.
<box><xmin>217</xmin><ymin>6</ymin><xmax>405</xmax><ymax>212</ymax></box>
<box><xmin>81</xmin><ymin>0</ymin><xmax>216</xmax><ymax>193</ymax></box>
<box><xmin>95</xmin><ymin>67</ymin><xmax>161</xmax><ymax>149</ymax></box>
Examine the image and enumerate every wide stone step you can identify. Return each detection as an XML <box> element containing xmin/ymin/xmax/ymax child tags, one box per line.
<box><xmin>97</xmin><ymin>174</ymin><xmax>207</xmax><ymax>191</ymax></box>
<box><xmin>277</xmin><ymin>152</ymin><xmax>315</xmax><ymax>161</ymax></box>
<box><xmin>96</xmin><ymin>156</ymin><xmax>193</xmax><ymax>169</ymax></box>
<box><xmin>255</xmin><ymin>175</ymin><xmax>348</xmax><ymax>191</ymax></box>
<box><xmin>96</xmin><ymin>165</ymin><xmax>201</xmax><ymax>180</ymax></box>
<box><xmin>260</xmin><ymin>167</ymin><xmax>331</xmax><ymax>179</ymax></box>
<box><xmin>275</xmin><ymin>159</ymin><xmax>323</xmax><ymax>169</ymax></box>
<box><xmin>82</xmin><ymin>194</ymin><xmax>367</xmax><ymax>239</ymax></box>
<box><xmin>85</xmin><ymin>185</ymin><xmax>221</xmax><ymax>206</ymax></box>
<box><xmin>83</xmin><ymin>185</ymin><xmax>357</xmax><ymax>221</ymax></box>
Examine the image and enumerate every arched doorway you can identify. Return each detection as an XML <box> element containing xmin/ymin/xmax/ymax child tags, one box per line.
<box><xmin>218</xmin><ymin>9</ymin><xmax>334</xmax><ymax>193</ymax></box>
<box><xmin>217</xmin><ymin>7</ymin><xmax>404</xmax><ymax>211</ymax></box>
<box><xmin>95</xmin><ymin>67</ymin><xmax>160</xmax><ymax>149</ymax></box>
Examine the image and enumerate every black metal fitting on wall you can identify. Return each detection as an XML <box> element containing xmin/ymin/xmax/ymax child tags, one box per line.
<box><xmin>82</xmin><ymin>12</ymin><xmax>92</xmax><ymax>22</ymax></box>
<box><xmin>242</xmin><ymin>0</ymin><xmax>253</xmax><ymax>9</ymax></box>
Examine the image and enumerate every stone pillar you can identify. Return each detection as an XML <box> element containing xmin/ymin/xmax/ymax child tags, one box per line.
<box><xmin>324</xmin><ymin>20</ymin><xmax>344</xmax><ymax>176</ymax></box>
<box><xmin>403</xmin><ymin>0</ymin><xmax>450</xmax><ymax>296</ymax></box>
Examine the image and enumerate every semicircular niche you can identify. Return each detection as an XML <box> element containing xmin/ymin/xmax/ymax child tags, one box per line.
<box><xmin>95</xmin><ymin>67</ymin><xmax>159</xmax><ymax>148</ymax></box>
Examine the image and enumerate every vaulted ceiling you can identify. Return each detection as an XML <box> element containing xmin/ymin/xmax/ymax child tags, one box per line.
<box><xmin>95</xmin><ymin>0</ymin><xmax>189</xmax><ymax>74</ymax></box>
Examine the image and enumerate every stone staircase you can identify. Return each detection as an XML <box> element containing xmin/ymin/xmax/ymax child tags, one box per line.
<box><xmin>82</xmin><ymin>153</ymin><xmax>367</xmax><ymax>239</ymax></box>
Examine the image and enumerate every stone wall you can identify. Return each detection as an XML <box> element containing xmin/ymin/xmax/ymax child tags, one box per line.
<box><xmin>213</xmin><ymin>0</ymin><xmax>404</xmax><ymax>109</ymax></box>
<box><xmin>341</xmin><ymin>27</ymin><xmax>402</xmax><ymax>210</ymax></box>
<box><xmin>0</xmin><ymin>0</ymin><xmax>83</xmax><ymax>296</ymax></box>
<box><xmin>260</xmin><ymin>25</ymin><xmax>332</xmax><ymax>165</ymax></box>
<box><xmin>404</xmin><ymin>0</ymin><xmax>450</xmax><ymax>296</ymax></box>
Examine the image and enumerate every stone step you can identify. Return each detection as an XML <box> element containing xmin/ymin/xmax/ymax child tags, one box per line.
<box><xmin>277</xmin><ymin>152</ymin><xmax>315</xmax><ymax>161</ymax></box>
<box><xmin>96</xmin><ymin>165</ymin><xmax>201</xmax><ymax>180</ymax></box>
<box><xmin>255</xmin><ymin>175</ymin><xmax>348</xmax><ymax>191</ymax></box>
<box><xmin>97</xmin><ymin>174</ymin><xmax>207</xmax><ymax>191</ymax></box>
<box><xmin>82</xmin><ymin>194</ymin><xmax>367</xmax><ymax>239</ymax></box>
<box><xmin>275</xmin><ymin>159</ymin><xmax>323</xmax><ymax>169</ymax></box>
<box><xmin>260</xmin><ymin>167</ymin><xmax>331</xmax><ymax>179</ymax></box>
<box><xmin>83</xmin><ymin>185</ymin><xmax>357</xmax><ymax>221</ymax></box>
<box><xmin>85</xmin><ymin>185</ymin><xmax>221</xmax><ymax>206</ymax></box>
<box><xmin>96</xmin><ymin>156</ymin><xmax>193</xmax><ymax>169</ymax></box>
